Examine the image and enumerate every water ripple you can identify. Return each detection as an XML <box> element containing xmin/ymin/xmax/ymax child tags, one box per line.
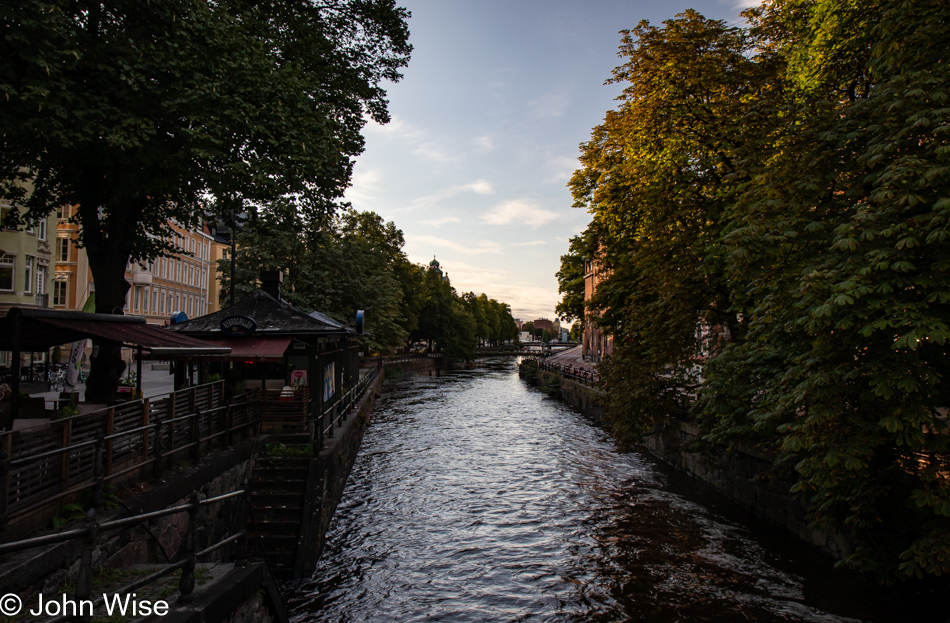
<box><xmin>284</xmin><ymin>359</ymin><xmax>925</xmax><ymax>622</ymax></box>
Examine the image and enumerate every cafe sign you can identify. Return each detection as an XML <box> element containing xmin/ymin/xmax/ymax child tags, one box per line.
<box><xmin>220</xmin><ymin>315</ymin><xmax>257</xmax><ymax>337</ymax></box>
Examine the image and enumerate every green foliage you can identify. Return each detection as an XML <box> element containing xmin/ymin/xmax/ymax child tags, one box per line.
<box><xmin>570</xmin><ymin>1</ymin><xmax>950</xmax><ymax>580</ymax></box>
<box><xmin>226</xmin><ymin>203</ymin><xmax>517</xmax><ymax>359</ymax></box>
<box><xmin>51</xmin><ymin>503</ymin><xmax>85</xmax><ymax>530</ymax></box>
<box><xmin>0</xmin><ymin>0</ymin><xmax>411</xmax><ymax>398</ymax></box>
<box><xmin>224</xmin><ymin>203</ymin><xmax>410</xmax><ymax>354</ymax></box>
<box><xmin>555</xmin><ymin>234</ymin><xmax>590</xmax><ymax>323</ymax></box>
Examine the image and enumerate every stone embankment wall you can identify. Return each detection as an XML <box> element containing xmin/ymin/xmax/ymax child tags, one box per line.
<box><xmin>295</xmin><ymin>372</ymin><xmax>384</xmax><ymax>573</ymax></box>
<box><xmin>0</xmin><ymin>441</ymin><xmax>256</xmax><ymax>598</ymax></box>
<box><xmin>379</xmin><ymin>354</ymin><xmax>444</xmax><ymax>377</ymax></box>
<box><xmin>520</xmin><ymin>362</ymin><xmax>850</xmax><ymax>560</ymax></box>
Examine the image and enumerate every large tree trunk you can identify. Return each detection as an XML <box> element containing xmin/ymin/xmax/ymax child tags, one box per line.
<box><xmin>77</xmin><ymin>194</ymin><xmax>136</xmax><ymax>404</ymax></box>
<box><xmin>84</xmin><ymin>251</ymin><xmax>131</xmax><ymax>403</ymax></box>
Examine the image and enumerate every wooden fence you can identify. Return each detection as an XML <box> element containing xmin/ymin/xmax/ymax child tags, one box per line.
<box><xmin>0</xmin><ymin>381</ymin><xmax>259</xmax><ymax>538</ymax></box>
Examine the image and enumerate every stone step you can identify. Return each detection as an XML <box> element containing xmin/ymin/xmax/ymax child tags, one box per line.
<box><xmin>250</xmin><ymin>491</ymin><xmax>304</xmax><ymax>507</ymax></box>
<box><xmin>255</xmin><ymin>455</ymin><xmax>310</xmax><ymax>468</ymax></box>
<box><xmin>253</xmin><ymin>466</ymin><xmax>309</xmax><ymax>480</ymax></box>
<box><xmin>259</xmin><ymin>534</ymin><xmax>297</xmax><ymax>560</ymax></box>
<box><xmin>254</xmin><ymin>519</ymin><xmax>300</xmax><ymax>533</ymax></box>
<box><xmin>252</xmin><ymin>505</ymin><xmax>302</xmax><ymax>521</ymax></box>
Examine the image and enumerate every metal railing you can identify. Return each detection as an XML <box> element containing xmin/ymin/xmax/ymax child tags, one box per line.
<box><xmin>317</xmin><ymin>361</ymin><xmax>382</xmax><ymax>443</ymax></box>
<box><xmin>0</xmin><ymin>381</ymin><xmax>260</xmax><ymax>534</ymax></box>
<box><xmin>535</xmin><ymin>358</ymin><xmax>600</xmax><ymax>386</ymax></box>
<box><xmin>0</xmin><ymin>489</ymin><xmax>248</xmax><ymax>618</ymax></box>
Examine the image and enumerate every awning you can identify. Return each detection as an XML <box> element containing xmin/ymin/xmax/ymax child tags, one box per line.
<box><xmin>0</xmin><ymin>308</ymin><xmax>231</xmax><ymax>356</ymax></box>
<box><xmin>196</xmin><ymin>337</ymin><xmax>293</xmax><ymax>362</ymax></box>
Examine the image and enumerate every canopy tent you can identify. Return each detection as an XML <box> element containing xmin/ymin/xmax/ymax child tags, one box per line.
<box><xmin>1</xmin><ymin>307</ymin><xmax>231</xmax><ymax>422</ymax></box>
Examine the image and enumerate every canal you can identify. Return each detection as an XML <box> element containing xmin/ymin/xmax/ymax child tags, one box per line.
<box><xmin>285</xmin><ymin>358</ymin><xmax>939</xmax><ymax>622</ymax></box>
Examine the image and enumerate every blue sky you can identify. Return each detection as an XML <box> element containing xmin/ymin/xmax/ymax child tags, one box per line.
<box><xmin>345</xmin><ymin>0</ymin><xmax>753</xmax><ymax>323</ymax></box>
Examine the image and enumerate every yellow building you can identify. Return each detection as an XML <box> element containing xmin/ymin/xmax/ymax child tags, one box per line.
<box><xmin>0</xmin><ymin>200</ymin><xmax>56</xmax><ymax>367</ymax></box>
<box><xmin>54</xmin><ymin>205</ymin><xmax>214</xmax><ymax>325</ymax></box>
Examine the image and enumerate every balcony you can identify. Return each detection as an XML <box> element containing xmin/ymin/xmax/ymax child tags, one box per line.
<box><xmin>131</xmin><ymin>266</ymin><xmax>152</xmax><ymax>285</ymax></box>
<box><xmin>34</xmin><ymin>293</ymin><xmax>49</xmax><ymax>308</ymax></box>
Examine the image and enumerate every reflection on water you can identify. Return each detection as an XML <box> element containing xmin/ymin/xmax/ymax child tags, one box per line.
<box><xmin>284</xmin><ymin>359</ymin><xmax>943</xmax><ymax>622</ymax></box>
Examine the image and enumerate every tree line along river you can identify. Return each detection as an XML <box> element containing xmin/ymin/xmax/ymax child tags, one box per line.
<box><xmin>283</xmin><ymin>358</ymin><xmax>946</xmax><ymax>622</ymax></box>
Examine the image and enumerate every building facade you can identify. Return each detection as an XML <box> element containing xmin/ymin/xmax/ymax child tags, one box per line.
<box><xmin>0</xmin><ymin>200</ymin><xmax>56</xmax><ymax>366</ymax></box>
<box><xmin>54</xmin><ymin>205</ymin><xmax>214</xmax><ymax>325</ymax></box>
<box><xmin>0</xmin><ymin>202</ymin><xmax>55</xmax><ymax>314</ymax></box>
<box><xmin>582</xmin><ymin>256</ymin><xmax>613</xmax><ymax>362</ymax></box>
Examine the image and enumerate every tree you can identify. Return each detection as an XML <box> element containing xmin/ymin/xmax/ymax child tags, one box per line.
<box><xmin>570</xmin><ymin>1</ymin><xmax>950</xmax><ymax>579</ymax></box>
<box><xmin>570</xmin><ymin>9</ymin><xmax>764</xmax><ymax>441</ymax></box>
<box><xmin>224</xmin><ymin>205</ymin><xmax>410</xmax><ymax>354</ymax></box>
<box><xmin>0</xmin><ymin>0</ymin><xmax>410</xmax><ymax>400</ymax></box>
<box><xmin>555</xmin><ymin>233</ymin><xmax>590</xmax><ymax>323</ymax></box>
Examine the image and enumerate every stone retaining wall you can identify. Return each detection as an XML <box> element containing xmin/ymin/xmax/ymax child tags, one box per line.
<box><xmin>0</xmin><ymin>441</ymin><xmax>256</xmax><ymax>600</ymax></box>
<box><xmin>521</xmin><ymin>362</ymin><xmax>850</xmax><ymax>560</ymax></box>
<box><xmin>295</xmin><ymin>371</ymin><xmax>384</xmax><ymax>572</ymax></box>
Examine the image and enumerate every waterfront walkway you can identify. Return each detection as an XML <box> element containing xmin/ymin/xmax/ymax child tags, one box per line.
<box><xmin>543</xmin><ymin>344</ymin><xmax>597</xmax><ymax>373</ymax></box>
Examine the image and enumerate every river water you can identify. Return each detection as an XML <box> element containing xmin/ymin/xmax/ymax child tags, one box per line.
<box><xmin>285</xmin><ymin>359</ymin><xmax>942</xmax><ymax>622</ymax></box>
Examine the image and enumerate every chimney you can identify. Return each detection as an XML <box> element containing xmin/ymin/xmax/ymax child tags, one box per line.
<box><xmin>260</xmin><ymin>270</ymin><xmax>283</xmax><ymax>301</ymax></box>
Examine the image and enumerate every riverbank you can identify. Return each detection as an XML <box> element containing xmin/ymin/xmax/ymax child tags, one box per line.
<box><xmin>518</xmin><ymin>357</ymin><xmax>850</xmax><ymax>561</ymax></box>
<box><xmin>290</xmin><ymin>359</ymin><xmax>932</xmax><ymax>622</ymax></box>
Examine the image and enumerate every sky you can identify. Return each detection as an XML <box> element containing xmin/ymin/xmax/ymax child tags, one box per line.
<box><xmin>345</xmin><ymin>0</ymin><xmax>754</xmax><ymax>323</ymax></box>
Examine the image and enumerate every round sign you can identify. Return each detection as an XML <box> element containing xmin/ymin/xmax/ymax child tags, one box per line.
<box><xmin>220</xmin><ymin>315</ymin><xmax>257</xmax><ymax>337</ymax></box>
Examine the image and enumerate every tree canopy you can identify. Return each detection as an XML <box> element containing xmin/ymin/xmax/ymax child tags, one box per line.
<box><xmin>570</xmin><ymin>1</ymin><xmax>950</xmax><ymax>580</ymax></box>
<box><xmin>0</xmin><ymin>0</ymin><xmax>411</xmax><ymax>398</ymax></box>
<box><xmin>225</xmin><ymin>204</ymin><xmax>518</xmax><ymax>359</ymax></box>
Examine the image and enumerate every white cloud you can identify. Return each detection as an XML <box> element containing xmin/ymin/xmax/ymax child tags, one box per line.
<box><xmin>406</xmin><ymin>234</ymin><xmax>503</xmax><ymax>256</ymax></box>
<box><xmin>513</xmin><ymin>240</ymin><xmax>547</xmax><ymax>247</ymax></box>
<box><xmin>475</xmin><ymin>135</ymin><xmax>494</xmax><ymax>150</ymax></box>
<box><xmin>421</xmin><ymin>216</ymin><xmax>460</xmax><ymax>227</ymax></box>
<box><xmin>482</xmin><ymin>199</ymin><xmax>561</xmax><ymax>228</ymax></box>
<box><xmin>545</xmin><ymin>156</ymin><xmax>580</xmax><ymax>184</ymax></box>
<box><xmin>462</xmin><ymin>179</ymin><xmax>494</xmax><ymax>195</ymax></box>
<box><xmin>363</xmin><ymin>114</ymin><xmax>424</xmax><ymax>141</ymax></box>
<box><xmin>413</xmin><ymin>141</ymin><xmax>460</xmax><ymax>164</ymax></box>
<box><xmin>527</xmin><ymin>89</ymin><xmax>570</xmax><ymax>119</ymax></box>
<box><xmin>343</xmin><ymin>167</ymin><xmax>383</xmax><ymax>205</ymax></box>
<box><xmin>409</xmin><ymin>179</ymin><xmax>495</xmax><ymax>210</ymax></box>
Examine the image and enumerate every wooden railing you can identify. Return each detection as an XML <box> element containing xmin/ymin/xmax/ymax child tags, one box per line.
<box><xmin>259</xmin><ymin>386</ymin><xmax>310</xmax><ymax>432</ymax></box>
<box><xmin>0</xmin><ymin>381</ymin><xmax>260</xmax><ymax>537</ymax></box>
<box><xmin>318</xmin><ymin>363</ymin><xmax>382</xmax><ymax>442</ymax></box>
<box><xmin>0</xmin><ymin>489</ymin><xmax>248</xmax><ymax>616</ymax></box>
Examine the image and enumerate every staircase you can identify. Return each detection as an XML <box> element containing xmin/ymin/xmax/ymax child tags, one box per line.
<box><xmin>248</xmin><ymin>434</ymin><xmax>314</xmax><ymax>579</ymax></box>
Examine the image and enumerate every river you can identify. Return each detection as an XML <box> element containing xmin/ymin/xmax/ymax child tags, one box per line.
<box><xmin>284</xmin><ymin>358</ymin><xmax>943</xmax><ymax>622</ymax></box>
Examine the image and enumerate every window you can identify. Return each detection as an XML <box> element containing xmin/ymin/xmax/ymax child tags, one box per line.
<box><xmin>0</xmin><ymin>255</ymin><xmax>14</xmax><ymax>291</ymax></box>
<box><xmin>56</xmin><ymin>237</ymin><xmax>70</xmax><ymax>262</ymax></box>
<box><xmin>134</xmin><ymin>287</ymin><xmax>142</xmax><ymax>312</ymax></box>
<box><xmin>56</xmin><ymin>206</ymin><xmax>67</xmax><ymax>220</ymax></box>
<box><xmin>36</xmin><ymin>264</ymin><xmax>47</xmax><ymax>295</ymax></box>
<box><xmin>151</xmin><ymin>288</ymin><xmax>158</xmax><ymax>313</ymax></box>
<box><xmin>36</xmin><ymin>218</ymin><xmax>47</xmax><ymax>241</ymax></box>
<box><xmin>54</xmin><ymin>281</ymin><xmax>67</xmax><ymax>306</ymax></box>
<box><xmin>24</xmin><ymin>256</ymin><xmax>33</xmax><ymax>293</ymax></box>
<box><xmin>161</xmin><ymin>290</ymin><xmax>167</xmax><ymax>314</ymax></box>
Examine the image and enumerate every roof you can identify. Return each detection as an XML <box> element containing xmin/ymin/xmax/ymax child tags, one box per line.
<box><xmin>166</xmin><ymin>290</ymin><xmax>352</xmax><ymax>337</ymax></box>
<box><xmin>0</xmin><ymin>308</ymin><xmax>231</xmax><ymax>355</ymax></box>
<box><xmin>192</xmin><ymin>337</ymin><xmax>293</xmax><ymax>362</ymax></box>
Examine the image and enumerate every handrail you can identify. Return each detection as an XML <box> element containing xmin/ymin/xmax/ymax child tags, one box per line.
<box><xmin>531</xmin><ymin>358</ymin><xmax>600</xmax><ymax>386</ymax></box>
<box><xmin>318</xmin><ymin>364</ymin><xmax>381</xmax><ymax>441</ymax></box>
<box><xmin>0</xmin><ymin>489</ymin><xmax>245</xmax><ymax>556</ymax></box>
<box><xmin>0</xmin><ymin>489</ymin><xmax>249</xmax><ymax>612</ymax></box>
<box><xmin>0</xmin><ymin>380</ymin><xmax>261</xmax><ymax>532</ymax></box>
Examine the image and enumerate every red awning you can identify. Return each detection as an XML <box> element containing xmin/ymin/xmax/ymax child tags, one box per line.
<box><xmin>197</xmin><ymin>337</ymin><xmax>292</xmax><ymax>362</ymax></box>
<box><xmin>0</xmin><ymin>308</ymin><xmax>229</xmax><ymax>356</ymax></box>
